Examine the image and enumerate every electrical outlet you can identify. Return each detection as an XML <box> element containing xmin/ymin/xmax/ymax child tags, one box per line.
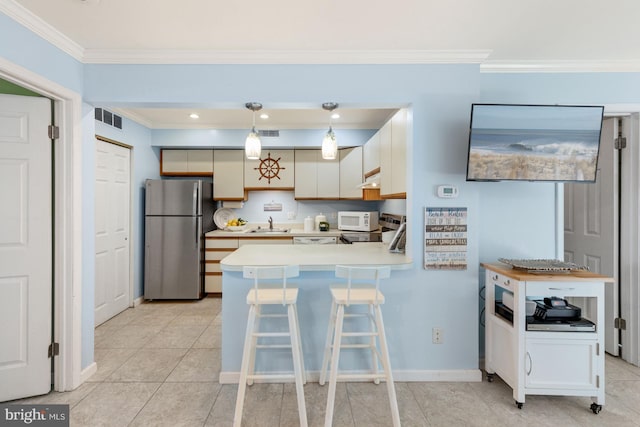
<box><xmin>287</xmin><ymin>211</ymin><xmax>296</xmax><ymax>220</ymax></box>
<box><xmin>432</xmin><ymin>327</ymin><xmax>443</xmax><ymax>344</ymax></box>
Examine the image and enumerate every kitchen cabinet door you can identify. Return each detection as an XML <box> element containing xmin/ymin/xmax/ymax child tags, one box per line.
<box><xmin>294</xmin><ymin>149</ymin><xmax>339</xmax><ymax>199</ymax></box>
<box><xmin>380</xmin><ymin>109</ymin><xmax>407</xmax><ymax>199</ymax></box>
<box><xmin>187</xmin><ymin>150</ymin><xmax>214</xmax><ymax>173</ymax></box>
<box><xmin>339</xmin><ymin>146</ymin><xmax>363</xmax><ymax>199</ymax></box>
<box><xmin>161</xmin><ymin>149</ymin><xmax>213</xmax><ymax>176</ymax></box>
<box><xmin>379</xmin><ymin>120</ymin><xmax>393</xmax><ymax>196</ymax></box>
<box><xmin>161</xmin><ymin>149</ymin><xmax>188</xmax><ymax>174</ymax></box>
<box><xmin>294</xmin><ymin>150</ymin><xmax>318</xmax><ymax>198</ymax></box>
<box><xmin>317</xmin><ymin>152</ymin><xmax>340</xmax><ymax>198</ymax></box>
<box><xmin>390</xmin><ymin>109</ymin><xmax>407</xmax><ymax>195</ymax></box>
<box><xmin>244</xmin><ymin>150</ymin><xmax>295</xmax><ymax>189</ymax></box>
<box><xmin>213</xmin><ymin>150</ymin><xmax>245</xmax><ymax>200</ymax></box>
<box><xmin>363</xmin><ymin>131</ymin><xmax>380</xmax><ymax>177</ymax></box>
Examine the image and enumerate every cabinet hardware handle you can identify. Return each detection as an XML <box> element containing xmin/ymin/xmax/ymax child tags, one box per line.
<box><xmin>504</xmin><ymin>279</ymin><xmax>510</xmax><ymax>286</ymax></box>
<box><xmin>492</xmin><ymin>275</ymin><xmax>498</xmax><ymax>281</ymax></box>
<box><xmin>526</xmin><ymin>352</ymin><xmax>532</xmax><ymax>375</ymax></box>
<box><xmin>549</xmin><ymin>287</ymin><xmax>575</xmax><ymax>291</ymax></box>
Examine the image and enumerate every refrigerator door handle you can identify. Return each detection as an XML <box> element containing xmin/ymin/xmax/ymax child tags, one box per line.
<box><xmin>192</xmin><ymin>183</ymin><xmax>199</xmax><ymax>215</ymax></box>
<box><xmin>195</xmin><ymin>218</ymin><xmax>200</xmax><ymax>249</ymax></box>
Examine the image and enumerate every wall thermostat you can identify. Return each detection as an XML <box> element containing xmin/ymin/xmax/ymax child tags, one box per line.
<box><xmin>437</xmin><ymin>185</ymin><xmax>459</xmax><ymax>198</ymax></box>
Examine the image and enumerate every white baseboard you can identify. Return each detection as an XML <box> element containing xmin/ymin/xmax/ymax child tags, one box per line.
<box><xmin>133</xmin><ymin>296</ymin><xmax>144</xmax><ymax>307</ymax></box>
<box><xmin>219</xmin><ymin>369</ymin><xmax>482</xmax><ymax>384</ymax></box>
<box><xmin>79</xmin><ymin>362</ymin><xmax>97</xmax><ymax>383</ymax></box>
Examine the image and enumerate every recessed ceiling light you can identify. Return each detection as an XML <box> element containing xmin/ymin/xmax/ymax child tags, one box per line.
<box><xmin>189</xmin><ymin>113</ymin><xmax>199</xmax><ymax>119</ymax></box>
<box><xmin>331</xmin><ymin>113</ymin><xmax>340</xmax><ymax>119</ymax></box>
<box><xmin>260</xmin><ymin>113</ymin><xmax>269</xmax><ymax>119</ymax></box>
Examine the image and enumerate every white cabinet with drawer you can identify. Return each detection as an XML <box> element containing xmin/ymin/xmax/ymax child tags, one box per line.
<box><xmin>204</xmin><ymin>238</ymin><xmax>239</xmax><ymax>293</ymax></box>
<box><xmin>482</xmin><ymin>263</ymin><xmax>610</xmax><ymax>414</ymax></box>
<box><xmin>205</xmin><ymin>236</ymin><xmax>293</xmax><ymax>292</ymax></box>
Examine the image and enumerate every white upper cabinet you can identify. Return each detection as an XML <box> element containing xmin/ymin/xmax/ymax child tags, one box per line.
<box><xmin>244</xmin><ymin>150</ymin><xmax>295</xmax><ymax>189</ymax></box>
<box><xmin>161</xmin><ymin>149</ymin><xmax>213</xmax><ymax>176</ymax></box>
<box><xmin>294</xmin><ymin>149</ymin><xmax>339</xmax><ymax>199</ymax></box>
<box><xmin>339</xmin><ymin>146</ymin><xmax>363</xmax><ymax>199</ymax></box>
<box><xmin>363</xmin><ymin>131</ymin><xmax>380</xmax><ymax>176</ymax></box>
<box><xmin>379</xmin><ymin>120</ymin><xmax>393</xmax><ymax>195</ymax></box>
<box><xmin>380</xmin><ymin>109</ymin><xmax>407</xmax><ymax>199</ymax></box>
<box><xmin>213</xmin><ymin>150</ymin><xmax>245</xmax><ymax>200</ymax></box>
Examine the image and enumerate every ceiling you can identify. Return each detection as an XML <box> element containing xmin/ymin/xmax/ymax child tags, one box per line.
<box><xmin>8</xmin><ymin>0</ymin><xmax>640</xmax><ymax>129</ymax></box>
<box><xmin>112</xmin><ymin>107</ymin><xmax>397</xmax><ymax>130</ymax></box>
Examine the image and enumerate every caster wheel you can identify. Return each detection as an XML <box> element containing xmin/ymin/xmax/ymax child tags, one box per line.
<box><xmin>590</xmin><ymin>403</ymin><xmax>602</xmax><ymax>414</ymax></box>
<box><xmin>486</xmin><ymin>373</ymin><xmax>495</xmax><ymax>383</ymax></box>
<box><xmin>515</xmin><ymin>401</ymin><xmax>523</xmax><ymax>409</ymax></box>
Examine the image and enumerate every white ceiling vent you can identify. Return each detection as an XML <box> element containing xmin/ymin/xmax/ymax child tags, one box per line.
<box><xmin>95</xmin><ymin>108</ymin><xmax>123</xmax><ymax>130</ymax></box>
<box><xmin>258</xmin><ymin>130</ymin><xmax>279</xmax><ymax>137</ymax></box>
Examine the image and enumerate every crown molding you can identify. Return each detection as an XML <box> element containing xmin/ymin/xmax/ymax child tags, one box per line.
<box><xmin>108</xmin><ymin>107</ymin><xmax>153</xmax><ymax>128</ymax></box>
<box><xmin>82</xmin><ymin>49</ymin><xmax>493</xmax><ymax>65</ymax></box>
<box><xmin>481</xmin><ymin>60</ymin><xmax>640</xmax><ymax>73</ymax></box>
<box><xmin>0</xmin><ymin>0</ymin><xmax>84</xmax><ymax>61</ymax></box>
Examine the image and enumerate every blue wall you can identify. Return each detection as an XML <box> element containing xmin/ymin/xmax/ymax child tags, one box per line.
<box><xmin>81</xmin><ymin>63</ymin><xmax>486</xmax><ymax>371</ymax></box>
<box><xmin>5</xmin><ymin>9</ymin><xmax>640</xmax><ymax>373</ymax></box>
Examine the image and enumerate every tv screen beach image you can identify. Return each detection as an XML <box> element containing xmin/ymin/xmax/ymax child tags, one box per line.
<box><xmin>466</xmin><ymin>105</ymin><xmax>604</xmax><ymax>182</ymax></box>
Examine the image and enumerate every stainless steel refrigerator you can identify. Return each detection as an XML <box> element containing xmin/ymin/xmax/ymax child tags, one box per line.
<box><xmin>144</xmin><ymin>179</ymin><xmax>215</xmax><ymax>299</ymax></box>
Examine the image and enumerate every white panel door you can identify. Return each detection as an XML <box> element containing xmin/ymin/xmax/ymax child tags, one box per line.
<box><xmin>564</xmin><ymin>117</ymin><xmax>618</xmax><ymax>355</ymax></box>
<box><xmin>0</xmin><ymin>94</ymin><xmax>52</xmax><ymax>401</ymax></box>
<box><xmin>95</xmin><ymin>139</ymin><xmax>131</xmax><ymax>326</ymax></box>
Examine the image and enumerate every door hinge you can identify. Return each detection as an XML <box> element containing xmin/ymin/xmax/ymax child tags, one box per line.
<box><xmin>615</xmin><ymin>318</ymin><xmax>627</xmax><ymax>330</ymax></box>
<box><xmin>48</xmin><ymin>125</ymin><xmax>60</xmax><ymax>140</ymax></box>
<box><xmin>596</xmin><ymin>375</ymin><xmax>600</xmax><ymax>388</ymax></box>
<box><xmin>48</xmin><ymin>342</ymin><xmax>59</xmax><ymax>358</ymax></box>
<box><xmin>596</xmin><ymin>342</ymin><xmax>600</xmax><ymax>356</ymax></box>
<box><xmin>615</xmin><ymin>118</ymin><xmax>627</xmax><ymax>149</ymax></box>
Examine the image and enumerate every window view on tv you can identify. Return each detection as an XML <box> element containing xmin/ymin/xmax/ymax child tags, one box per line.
<box><xmin>466</xmin><ymin>104</ymin><xmax>604</xmax><ymax>182</ymax></box>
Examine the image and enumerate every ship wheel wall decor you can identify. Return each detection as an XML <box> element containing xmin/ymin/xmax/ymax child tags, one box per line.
<box><xmin>254</xmin><ymin>152</ymin><xmax>286</xmax><ymax>184</ymax></box>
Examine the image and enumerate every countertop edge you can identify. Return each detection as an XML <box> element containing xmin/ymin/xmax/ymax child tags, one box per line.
<box><xmin>220</xmin><ymin>243</ymin><xmax>413</xmax><ymax>272</ymax></box>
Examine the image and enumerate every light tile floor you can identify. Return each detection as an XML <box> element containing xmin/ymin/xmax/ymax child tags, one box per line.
<box><xmin>12</xmin><ymin>296</ymin><xmax>640</xmax><ymax>426</ymax></box>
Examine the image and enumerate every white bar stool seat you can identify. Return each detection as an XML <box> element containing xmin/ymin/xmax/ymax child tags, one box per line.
<box><xmin>233</xmin><ymin>265</ymin><xmax>307</xmax><ymax>427</ymax></box>
<box><xmin>319</xmin><ymin>265</ymin><xmax>400</xmax><ymax>427</ymax></box>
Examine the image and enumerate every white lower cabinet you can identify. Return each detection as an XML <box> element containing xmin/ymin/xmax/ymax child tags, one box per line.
<box><xmin>205</xmin><ymin>236</ymin><xmax>293</xmax><ymax>292</ymax></box>
<box><xmin>525</xmin><ymin>336</ymin><xmax>598</xmax><ymax>390</ymax></box>
<box><xmin>204</xmin><ymin>238</ymin><xmax>239</xmax><ymax>293</ymax></box>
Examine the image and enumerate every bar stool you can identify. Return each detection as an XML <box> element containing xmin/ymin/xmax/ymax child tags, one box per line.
<box><xmin>233</xmin><ymin>265</ymin><xmax>307</xmax><ymax>427</ymax></box>
<box><xmin>319</xmin><ymin>265</ymin><xmax>400</xmax><ymax>427</ymax></box>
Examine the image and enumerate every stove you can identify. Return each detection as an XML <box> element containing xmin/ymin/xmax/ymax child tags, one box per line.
<box><xmin>339</xmin><ymin>232</ymin><xmax>382</xmax><ymax>244</ymax></box>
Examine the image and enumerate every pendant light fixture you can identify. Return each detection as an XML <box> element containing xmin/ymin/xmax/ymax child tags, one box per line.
<box><xmin>245</xmin><ymin>102</ymin><xmax>262</xmax><ymax>160</ymax></box>
<box><xmin>321</xmin><ymin>102</ymin><xmax>338</xmax><ymax>160</ymax></box>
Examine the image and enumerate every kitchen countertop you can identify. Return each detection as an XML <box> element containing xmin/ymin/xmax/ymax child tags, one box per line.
<box><xmin>205</xmin><ymin>228</ymin><xmax>345</xmax><ymax>238</ymax></box>
<box><xmin>220</xmin><ymin>243</ymin><xmax>412</xmax><ymax>271</ymax></box>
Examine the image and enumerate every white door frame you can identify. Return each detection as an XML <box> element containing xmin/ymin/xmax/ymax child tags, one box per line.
<box><xmin>619</xmin><ymin>112</ymin><xmax>640</xmax><ymax>366</ymax></box>
<box><xmin>557</xmin><ymin>105</ymin><xmax>640</xmax><ymax>367</ymax></box>
<box><xmin>0</xmin><ymin>57</ymin><xmax>82</xmax><ymax>391</ymax></box>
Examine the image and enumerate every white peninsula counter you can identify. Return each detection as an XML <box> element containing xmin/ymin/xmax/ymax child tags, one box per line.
<box><xmin>218</xmin><ymin>243</ymin><xmax>412</xmax><ymax>384</ymax></box>
<box><xmin>220</xmin><ymin>242</ymin><xmax>412</xmax><ymax>272</ymax></box>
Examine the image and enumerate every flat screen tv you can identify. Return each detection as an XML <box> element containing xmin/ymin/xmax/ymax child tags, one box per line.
<box><xmin>466</xmin><ymin>104</ymin><xmax>604</xmax><ymax>182</ymax></box>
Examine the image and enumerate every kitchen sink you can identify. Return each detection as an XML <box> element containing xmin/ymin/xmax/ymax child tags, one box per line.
<box><xmin>249</xmin><ymin>228</ymin><xmax>290</xmax><ymax>233</ymax></box>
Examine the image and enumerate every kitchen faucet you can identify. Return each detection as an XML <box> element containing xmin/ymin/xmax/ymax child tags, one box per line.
<box><xmin>268</xmin><ymin>216</ymin><xmax>273</xmax><ymax>230</ymax></box>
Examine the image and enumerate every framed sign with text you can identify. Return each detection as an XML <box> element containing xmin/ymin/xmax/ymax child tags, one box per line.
<box><xmin>424</xmin><ymin>207</ymin><xmax>468</xmax><ymax>270</ymax></box>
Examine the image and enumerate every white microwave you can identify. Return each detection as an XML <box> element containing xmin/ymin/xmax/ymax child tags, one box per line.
<box><xmin>337</xmin><ymin>211</ymin><xmax>379</xmax><ymax>232</ymax></box>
